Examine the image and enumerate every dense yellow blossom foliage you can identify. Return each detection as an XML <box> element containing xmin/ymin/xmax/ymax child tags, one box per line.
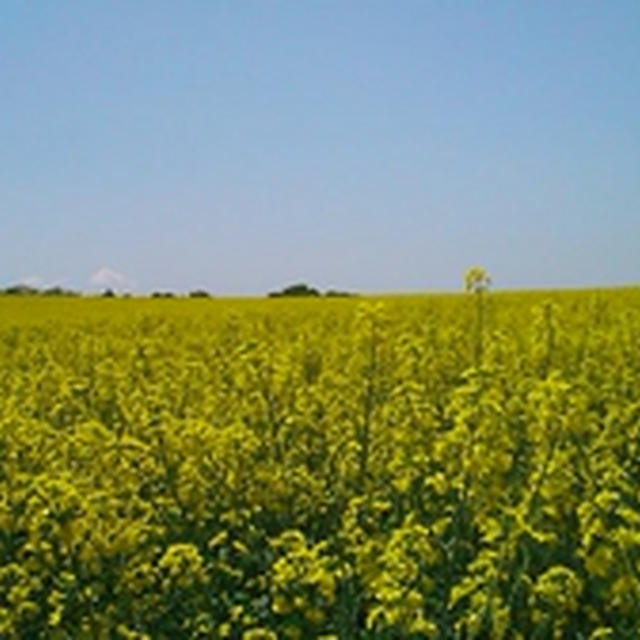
<box><xmin>1</xmin><ymin>290</ymin><xmax>640</xmax><ymax>638</ymax></box>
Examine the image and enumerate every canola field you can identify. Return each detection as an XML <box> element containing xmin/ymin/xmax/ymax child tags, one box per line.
<box><xmin>1</xmin><ymin>289</ymin><xmax>640</xmax><ymax>639</ymax></box>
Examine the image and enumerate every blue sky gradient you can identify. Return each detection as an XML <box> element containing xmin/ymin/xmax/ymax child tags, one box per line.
<box><xmin>1</xmin><ymin>2</ymin><xmax>639</xmax><ymax>294</ymax></box>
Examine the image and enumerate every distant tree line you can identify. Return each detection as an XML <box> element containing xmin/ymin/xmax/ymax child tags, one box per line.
<box><xmin>1</xmin><ymin>282</ymin><xmax>357</xmax><ymax>299</ymax></box>
<box><xmin>1</xmin><ymin>284</ymin><xmax>80</xmax><ymax>297</ymax></box>
<box><xmin>150</xmin><ymin>290</ymin><xmax>212</xmax><ymax>299</ymax></box>
<box><xmin>0</xmin><ymin>284</ymin><xmax>216</xmax><ymax>298</ymax></box>
<box><xmin>268</xmin><ymin>283</ymin><xmax>357</xmax><ymax>298</ymax></box>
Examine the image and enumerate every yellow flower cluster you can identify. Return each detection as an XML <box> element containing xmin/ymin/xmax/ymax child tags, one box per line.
<box><xmin>0</xmin><ymin>289</ymin><xmax>639</xmax><ymax>637</ymax></box>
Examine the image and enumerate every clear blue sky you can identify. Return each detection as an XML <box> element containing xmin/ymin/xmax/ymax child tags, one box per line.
<box><xmin>1</xmin><ymin>2</ymin><xmax>639</xmax><ymax>294</ymax></box>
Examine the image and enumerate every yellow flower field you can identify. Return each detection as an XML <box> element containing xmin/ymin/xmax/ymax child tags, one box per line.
<box><xmin>1</xmin><ymin>290</ymin><xmax>639</xmax><ymax>638</ymax></box>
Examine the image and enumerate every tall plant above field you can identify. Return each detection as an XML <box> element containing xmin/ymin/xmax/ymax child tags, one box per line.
<box><xmin>464</xmin><ymin>266</ymin><xmax>491</xmax><ymax>294</ymax></box>
<box><xmin>464</xmin><ymin>266</ymin><xmax>491</xmax><ymax>366</ymax></box>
